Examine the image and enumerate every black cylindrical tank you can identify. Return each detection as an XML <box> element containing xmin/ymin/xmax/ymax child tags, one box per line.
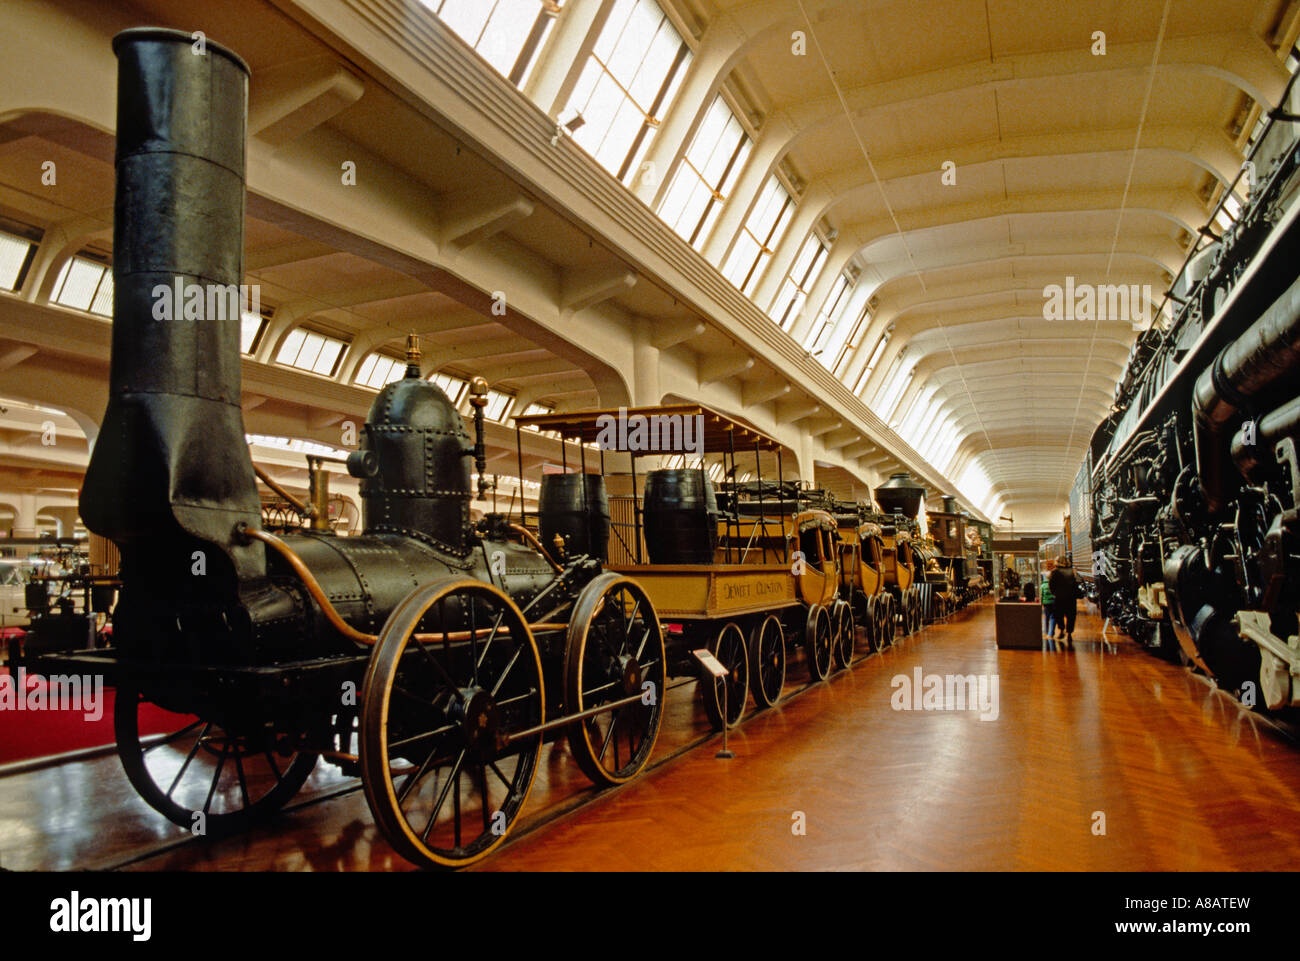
<box><xmin>874</xmin><ymin>472</ymin><xmax>926</xmax><ymax>519</ymax></box>
<box><xmin>539</xmin><ymin>473</ymin><xmax>610</xmax><ymax>560</ymax></box>
<box><xmin>643</xmin><ymin>469</ymin><xmax>718</xmax><ymax>565</ymax></box>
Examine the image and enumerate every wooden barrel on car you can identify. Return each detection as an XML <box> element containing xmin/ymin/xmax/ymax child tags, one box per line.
<box><xmin>643</xmin><ymin>469</ymin><xmax>719</xmax><ymax>564</ymax></box>
<box><xmin>539</xmin><ymin>473</ymin><xmax>610</xmax><ymax>560</ymax></box>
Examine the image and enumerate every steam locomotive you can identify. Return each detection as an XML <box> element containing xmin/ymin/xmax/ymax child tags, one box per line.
<box><xmin>28</xmin><ymin>27</ymin><xmax>678</xmax><ymax>871</ymax></box>
<box><xmin>1081</xmin><ymin>73</ymin><xmax>1300</xmax><ymax>712</ymax></box>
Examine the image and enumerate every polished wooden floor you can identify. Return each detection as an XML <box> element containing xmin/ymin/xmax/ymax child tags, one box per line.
<box><xmin>4</xmin><ymin>598</ymin><xmax>1300</xmax><ymax>871</ymax></box>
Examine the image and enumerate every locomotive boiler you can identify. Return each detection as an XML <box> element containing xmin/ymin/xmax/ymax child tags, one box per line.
<box><xmin>33</xmin><ymin>27</ymin><xmax>668</xmax><ymax>870</ymax></box>
<box><xmin>1083</xmin><ymin>71</ymin><xmax>1300</xmax><ymax>712</ymax></box>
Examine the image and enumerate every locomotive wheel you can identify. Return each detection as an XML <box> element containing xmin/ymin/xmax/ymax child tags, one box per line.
<box><xmin>905</xmin><ymin>589</ymin><xmax>920</xmax><ymax>635</ymax></box>
<box><xmin>832</xmin><ymin>599</ymin><xmax>856</xmax><ymax>669</ymax></box>
<box><xmin>803</xmin><ymin>605</ymin><xmax>834</xmax><ymax>682</ymax></box>
<box><xmin>563</xmin><ymin>574</ymin><xmax>666</xmax><ymax>786</ymax></box>
<box><xmin>748</xmin><ymin>614</ymin><xmax>786</xmax><ymax>709</ymax></box>
<box><xmin>115</xmin><ymin>689</ymin><xmax>319</xmax><ymax>835</ymax></box>
<box><xmin>703</xmin><ymin>621</ymin><xmax>749</xmax><ymax>729</ymax></box>
<box><xmin>360</xmin><ymin>578</ymin><xmax>545</xmax><ymax>870</ymax></box>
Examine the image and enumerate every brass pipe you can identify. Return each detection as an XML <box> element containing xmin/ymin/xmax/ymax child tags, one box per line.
<box><xmin>251</xmin><ymin>460</ymin><xmax>313</xmax><ymax>519</ymax></box>
<box><xmin>242</xmin><ymin>525</ymin><xmax>375</xmax><ymax>645</ymax></box>
<box><xmin>508</xmin><ymin>523</ymin><xmax>563</xmax><ymax>572</ymax></box>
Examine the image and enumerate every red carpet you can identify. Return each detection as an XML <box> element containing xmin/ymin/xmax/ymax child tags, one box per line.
<box><xmin>0</xmin><ymin>671</ymin><xmax>193</xmax><ymax>766</ymax></box>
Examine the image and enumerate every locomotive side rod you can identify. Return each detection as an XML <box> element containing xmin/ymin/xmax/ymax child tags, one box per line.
<box><xmin>503</xmin><ymin>678</ymin><xmax>695</xmax><ymax>743</ymax></box>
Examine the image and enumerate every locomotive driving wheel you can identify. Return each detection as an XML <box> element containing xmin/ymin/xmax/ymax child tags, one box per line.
<box><xmin>360</xmin><ymin>578</ymin><xmax>545</xmax><ymax>870</ymax></box>
<box><xmin>703</xmin><ymin>621</ymin><xmax>750</xmax><ymax>729</ymax></box>
<box><xmin>115</xmin><ymin>690</ymin><xmax>320</xmax><ymax>835</ymax></box>
<box><xmin>748</xmin><ymin>614</ymin><xmax>786</xmax><ymax>709</ymax></box>
<box><xmin>803</xmin><ymin>604</ymin><xmax>834</xmax><ymax>681</ymax></box>
<box><xmin>832</xmin><ymin>599</ymin><xmax>856</xmax><ymax>669</ymax></box>
<box><xmin>563</xmin><ymin>574</ymin><xmax>666</xmax><ymax>786</ymax></box>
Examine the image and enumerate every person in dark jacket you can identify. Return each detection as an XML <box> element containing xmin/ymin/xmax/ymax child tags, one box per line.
<box><xmin>1048</xmin><ymin>555</ymin><xmax>1080</xmax><ymax>647</ymax></box>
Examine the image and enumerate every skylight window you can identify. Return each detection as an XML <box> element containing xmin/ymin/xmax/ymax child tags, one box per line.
<box><xmin>0</xmin><ymin>231</ymin><xmax>35</xmax><ymax>292</ymax></box>
<box><xmin>657</xmin><ymin>95</ymin><xmax>750</xmax><ymax>248</ymax></box>
<box><xmin>276</xmin><ymin>328</ymin><xmax>347</xmax><ymax>377</ymax></box>
<box><xmin>52</xmin><ymin>256</ymin><xmax>113</xmax><ymax>317</ymax></box>
<box><xmin>852</xmin><ymin>331</ymin><xmax>891</xmax><ymax>395</ymax></box>
<box><xmin>873</xmin><ymin>360</ymin><xmax>913</xmax><ymax>421</ymax></box>
<box><xmin>422</xmin><ymin>0</ymin><xmax>562</xmax><ymax>85</ymax></box>
<box><xmin>241</xmin><ymin>311</ymin><xmax>267</xmax><ymax>354</ymax></box>
<box><xmin>770</xmin><ymin>232</ymin><xmax>828</xmax><ymax>330</ymax></box>
<box><xmin>355</xmin><ymin>352</ymin><xmax>408</xmax><ymax>389</ymax></box>
<box><xmin>935</xmin><ymin>431</ymin><xmax>962</xmax><ymax>471</ymax></box>
<box><xmin>430</xmin><ymin>371</ymin><xmax>469</xmax><ymax>406</ymax></box>
<box><xmin>721</xmin><ymin>175</ymin><xmax>794</xmax><ymax>295</ymax></box>
<box><xmin>483</xmin><ymin>389</ymin><xmax>513</xmax><ymax>421</ymax></box>
<box><xmin>563</xmin><ymin>0</ymin><xmax>691</xmax><ymax>185</ymax></box>
<box><xmin>247</xmin><ymin>433</ymin><xmax>351</xmax><ymax>459</ymax></box>
<box><xmin>829</xmin><ymin>304</ymin><xmax>871</xmax><ymax>379</ymax></box>
<box><xmin>805</xmin><ymin>272</ymin><xmax>852</xmax><ymax>355</ymax></box>
<box><xmin>897</xmin><ymin>390</ymin><xmax>934</xmax><ymax>440</ymax></box>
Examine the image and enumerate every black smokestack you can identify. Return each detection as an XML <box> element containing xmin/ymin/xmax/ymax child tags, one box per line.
<box><xmin>81</xmin><ymin>28</ymin><xmax>262</xmax><ymax>580</ymax></box>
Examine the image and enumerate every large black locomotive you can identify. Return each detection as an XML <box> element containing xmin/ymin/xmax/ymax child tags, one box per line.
<box><xmin>1082</xmin><ymin>70</ymin><xmax>1300</xmax><ymax>712</ymax></box>
<box><xmin>33</xmin><ymin>27</ymin><xmax>670</xmax><ymax>870</ymax></box>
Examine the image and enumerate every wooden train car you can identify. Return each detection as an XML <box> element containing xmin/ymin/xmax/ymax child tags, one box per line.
<box><xmin>512</xmin><ymin>405</ymin><xmax>853</xmax><ymax>729</ymax></box>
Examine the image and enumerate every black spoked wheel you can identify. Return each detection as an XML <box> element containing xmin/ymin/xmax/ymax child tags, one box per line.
<box><xmin>703</xmin><ymin>621</ymin><xmax>749</xmax><ymax>729</ymax></box>
<box><xmin>875</xmin><ymin>594</ymin><xmax>894</xmax><ymax>649</ymax></box>
<box><xmin>803</xmin><ymin>604</ymin><xmax>833</xmax><ymax>681</ymax></box>
<box><xmin>115</xmin><ymin>689</ymin><xmax>319</xmax><ymax>836</ymax></box>
<box><xmin>833</xmin><ymin>599</ymin><xmax>856</xmax><ymax>669</ymax></box>
<box><xmin>748</xmin><ymin>614</ymin><xmax>786</xmax><ymax>709</ymax></box>
<box><xmin>902</xmin><ymin>589</ymin><xmax>916</xmax><ymax>635</ymax></box>
<box><xmin>855</xmin><ymin>591</ymin><xmax>877</xmax><ymax>655</ymax></box>
<box><xmin>360</xmin><ymin>578</ymin><xmax>544</xmax><ymax>870</ymax></box>
<box><xmin>563</xmin><ymin>573</ymin><xmax>666</xmax><ymax>786</ymax></box>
